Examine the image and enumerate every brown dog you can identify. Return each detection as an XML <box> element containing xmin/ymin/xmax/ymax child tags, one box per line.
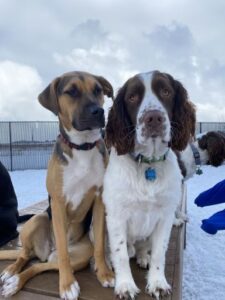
<box><xmin>0</xmin><ymin>71</ymin><xmax>114</xmax><ymax>300</ymax></box>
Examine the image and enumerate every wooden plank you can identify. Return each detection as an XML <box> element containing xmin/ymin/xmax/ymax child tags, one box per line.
<box><xmin>0</xmin><ymin>186</ymin><xmax>187</xmax><ymax>300</ymax></box>
<box><xmin>172</xmin><ymin>183</ymin><xmax>187</xmax><ymax>300</ymax></box>
<box><xmin>0</xmin><ymin>291</ymin><xmax>57</xmax><ymax>300</ymax></box>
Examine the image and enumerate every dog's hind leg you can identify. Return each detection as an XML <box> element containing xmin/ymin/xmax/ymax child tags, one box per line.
<box><xmin>0</xmin><ymin>250</ymin><xmax>21</xmax><ymax>260</ymax></box>
<box><xmin>1</xmin><ymin>235</ymin><xmax>92</xmax><ymax>298</ymax></box>
<box><xmin>92</xmin><ymin>195</ymin><xmax>115</xmax><ymax>288</ymax></box>
<box><xmin>135</xmin><ymin>238</ymin><xmax>151</xmax><ymax>269</ymax></box>
<box><xmin>0</xmin><ymin>212</ymin><xmax>51</xmax><ymax>284</ymax></box>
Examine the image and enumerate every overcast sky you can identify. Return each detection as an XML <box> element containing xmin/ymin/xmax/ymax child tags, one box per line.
<box><xmin>0</xmin><ymin>0</ymin><xmax>225</xmax><ymax>121</ymax></box>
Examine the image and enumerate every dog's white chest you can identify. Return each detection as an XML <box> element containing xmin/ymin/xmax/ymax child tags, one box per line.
<box><xmin>62</xmin><ymin>148</ymin><xmax>104</xmax><ymax>209</ymax></box>
<box><xmin>127</xmin><ymin>204</ymin><xmax>159</xmax><ymax>241</ymax></box>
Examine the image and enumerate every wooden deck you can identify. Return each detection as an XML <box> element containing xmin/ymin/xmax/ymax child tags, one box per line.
<box><xmin>0</xmin><ymin>185</ymin><xmax>186</xmax><ymax>300</ymax></box>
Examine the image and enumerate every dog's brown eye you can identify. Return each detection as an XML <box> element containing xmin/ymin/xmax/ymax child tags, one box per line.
<box><xmin>161</xmin><ymin>89</ymin><xmax>170</xmax><ymax>97</ymax></box>
<box><xmin>129</xmin><ymin>94</ymin><xmax>139</xmax><ymax>102</ymax></box>
<box><xmin>65</xmin><ymin>87</ymin><xmax>80</xmax><ymax>98</ymax></box>
<box><xmin>93</xmin><ymin>85</ymin><xmax>102</xmax><ymax>97</ymax></box>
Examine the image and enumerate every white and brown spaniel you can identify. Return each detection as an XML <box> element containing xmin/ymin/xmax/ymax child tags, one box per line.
<box><xmin>177</xmin><ymin>131</ymin><xmax>225</xmax><ymax>180</ymax></box>
<box><xmin>173</xmin><ymin>131</ymin><xmax>225</xmax><ymax>226</ymax></box>
<box><xmin>103</xmin><ymin>71</ymin><xmax>195</xmax><ymax>299</ymax></box>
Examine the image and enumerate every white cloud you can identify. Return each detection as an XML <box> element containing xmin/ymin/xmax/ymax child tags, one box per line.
<box><xmin>0</xmin><ymin>60</ymin><xmax>56</xmax><ymax>121</ymax></box>
<box><xmin>1</xmin><ymin>1</ymin><xmax>225</xmax><ymax>121</ymax></box>
<box><xmin>196</xmin><ymin>102</ymin><xmax>225</xmax><ymax>122</ymax></box>
<box><xmin>53</xmin><ymin>33</ymin><xmax>138</xmax><ymax>88</ymax></box>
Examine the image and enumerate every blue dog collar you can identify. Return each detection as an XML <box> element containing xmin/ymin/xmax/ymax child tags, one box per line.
<box><xmin>190</xmin><ymin>143</ymin><xmax>203</xmax><ymax>175</ymax></box>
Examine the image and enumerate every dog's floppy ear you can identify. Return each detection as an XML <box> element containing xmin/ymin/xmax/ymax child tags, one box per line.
<box><xmin>38</xmin><ymin>77</ymin><xmax>60</xmax><ymax>115</ymax></box>
<box><xmin>94</xmin><ymin>75</ymin><xmax>114</xmax><ymax>99</ymax></box>
<box><xmin>170</xmin><ymin>78</ymin><xmax>196</xmax><ymax>151</ymax></box>
<box><xmin>105</xmin><ymin>82</ymin><xmax>135</xmax><ymax>155</ymax></box>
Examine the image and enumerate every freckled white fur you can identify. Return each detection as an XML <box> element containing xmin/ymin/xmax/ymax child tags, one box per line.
<box><xmin>103</xmin><ymin>71</ymin><xmax>184</xmax><ymax>298</ymax></box>
<box><xmin>62</xmin><ymin>129</ymin><xmax>105</xmax><ymax>210</ymax></box>
<box><xmin>136</xmin><ymin>72</ymin><xmax>171</xmax><ymax>152</ymax></box>
<box><xmin>103</xmin><ymin>148</ymin><xmax>182</xmax><ymax>298</ymax></box>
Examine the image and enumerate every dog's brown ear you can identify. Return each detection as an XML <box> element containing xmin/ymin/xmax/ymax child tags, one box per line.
<box><xmin>170</xmin><ymin>78</ymin><xmax>196</xmax><ymax>151</ymax></box>
<box><xmin>94</xmin><ymin>76</ymin><xmax>114</xmax><ymax>99</ymax></box>
<box><xmin>105</xmin><ymin>82</ymin><xmax>135</xmax><ymax>155</ymax></box>
<box><xmin>38</xmin><ymin>77</ymin><xmax>60</xmax><ymax>115</ymax></box>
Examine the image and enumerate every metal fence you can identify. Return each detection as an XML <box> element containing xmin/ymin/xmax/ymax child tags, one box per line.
<box><xmin>196</xmin><ymin>122</ymin><xmax>225</xmax><ymax>135</ymax></box>
<box><xmin>0</xmin><ymin>121</ymin><xmax>225</xmax><ymax>171</ymax></box>
<box><xmin>0</xmin><ymin>121</ymin><xmax>58</xmax><ymax>171</ymax></box>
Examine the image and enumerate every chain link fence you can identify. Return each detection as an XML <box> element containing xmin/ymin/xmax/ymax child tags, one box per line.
<box><xmin>0</xmin><ymin>121</ymin><xmax>225</xmax><ymax>171</ymax></box>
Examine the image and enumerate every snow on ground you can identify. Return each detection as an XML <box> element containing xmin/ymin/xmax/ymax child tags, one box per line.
<box><xmin>9</xmin><ymin>165</ymin><xmax>225</xmax><ymax>299</ymax></box>
<box><xmin>9</xmin><ymin>169</ymin><xmax>48</xmax><ymax>209</ymax></box>
<box><xmin>183</xmin><ymin>164</ymin><xmax>225</xmax><ymax>300</ymax></box>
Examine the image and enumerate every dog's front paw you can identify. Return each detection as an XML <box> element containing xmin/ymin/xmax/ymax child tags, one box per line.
<box><xmin>173</xmin><ymin>212</ymin><xmax>189</xmax><ymax>227</ymax></box>
<box><xmin>1</xmin><ymin>274</ymin><xmax>21</xmax><ymax>297</ymax></box>
<box><xmin>0</xmin><ymin>263</ymin><xmax>20</xmax><ymax>284</ymax></box>
<box><xmin>115</xmin><ymin>279</ymin><xmax>140</xmax><ymax>299</ymax></box>
<box><xmin>146</xmin><ymin>275</ymin><xmax>171</xmax><ymax>299</ymax></box>
<box><xmin>0</xmin><ymin>270</ymin><xmax>12</xmax><ymax>284</ymax></box>
<box><xmin>96</xmin><ymin>266</ymin><xmax>115</xmax><ymax>288</ymax></box>
<box><xmin>60</xmin><ymin>281</ymin><xmax>80</xmax><ymax>300</ymax></box>
<box><xmin>173</xmin><ymin>217</ymin><xmax>185</xmax><ymax>227</ymax></box>
<box><xmin>136</xmin><ymin>253</ymin><xmax>150</xmax><ymax>269</ymax></box>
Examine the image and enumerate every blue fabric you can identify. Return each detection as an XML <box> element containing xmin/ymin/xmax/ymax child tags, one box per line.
<box><xmin>201</xmin><ymin>209</ymin><xmax>225</xmax><ymax>234</ymax></box>
<box><xmin>194</xmin><ymin>180</ymin><xmax>225</xmax><ymax>234</ymax></box>
<box><xmin>195</xmin><ymin>180</ymin><xmax>225</xmax><ymax>207</ymax></box>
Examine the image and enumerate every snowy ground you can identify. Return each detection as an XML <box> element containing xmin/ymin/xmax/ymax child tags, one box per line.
<box><xmin>10</xmin><ymin>169</ymin><xmax>48</xmax><ymax>209</ymax></box>
<box><xmin>183</xmin><ymin>164</ymin><xmax>225</xmax><ymax>300</ymax></box>
<box><xmin>9</xmin><ymin>165</ymin><xmax>225</xmax><ymax>299</ymax></box>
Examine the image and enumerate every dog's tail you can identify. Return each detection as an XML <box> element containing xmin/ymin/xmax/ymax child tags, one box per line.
<box><xmin>0</xmin><ymin>250</ymin><xmax>20</xmax><ymax>260</ymax></box>
<box><xmin>18</xmin><ymin>214</ymin><xmax>34</xmax><ymax>223</ymax></box>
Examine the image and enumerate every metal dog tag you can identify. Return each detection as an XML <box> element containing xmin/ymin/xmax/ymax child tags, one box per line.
<box><xmin>145</xmin><ymin>168</ymin><xmax>157</xmax><ymax>181</ymax></box>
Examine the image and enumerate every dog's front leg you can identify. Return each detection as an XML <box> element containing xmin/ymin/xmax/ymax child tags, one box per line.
<box><xmin>51</xmin><ymin>198</ymin><xmax>80</xmax><ymax>300</ymax></box>
<box><xmin>107</xmin><ymin>215</ymin><xmax>140</xmax><ymax>299</ymax></box>
<box><xmin>146</xmin><ymin>214</ymin><xmax>174</xmax><ymax>299</ymax></box>
<box><xmin>92</xmin><ymin>195</ymin><xmax>114</xmax><ymax>287</ymax></box>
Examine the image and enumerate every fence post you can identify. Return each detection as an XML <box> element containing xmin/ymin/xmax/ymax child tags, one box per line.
<box><xmin>199</xmin><ymin>122</ymin><xmax>202</xmax><ymax>134</ymax></box>
<box><xmin>9</xmin><ymin>122</ymin><xmax>13</xmax><ymax>171</ymax></box>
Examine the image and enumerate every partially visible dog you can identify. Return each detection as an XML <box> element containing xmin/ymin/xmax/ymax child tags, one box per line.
<box><xmin>197</xmin><ymin>131</ymin><xmax>225</xmax><ymax>167</ymax></box>
<box><xmin>0</xmin><ymin>71</ymin><xmax>114</xmax><ymax>300</ymax></box>
<box><xmin>0</xmin><ymin>161</ymin><xmax>33</xmax><ymax>247</ymax></box>
<box><xmin>0</xmin><ymin>161</ymin><xmax>19</xmax><ymax>247</ymax></box>
<box><xmin>103</xmin><ymin>70</ymin><xmax>195</xmax><ymax>298</ymax></box>
<box><xmin>177</xmin><ymin>131</ymin><xmax>225</xmax><ymax>180</ymax></box>
<box><xmin>173</xmin><ymin>131</ymin><xmax>225</xmax><ymax>226</ymax></box>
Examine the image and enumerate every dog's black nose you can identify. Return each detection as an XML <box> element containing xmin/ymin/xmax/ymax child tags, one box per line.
<box><xmin>89</xmin><ymin>105</ymin><xmax>104</xmax><ymax>117</ymax></box>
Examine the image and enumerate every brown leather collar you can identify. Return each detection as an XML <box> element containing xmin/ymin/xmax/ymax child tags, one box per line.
<box><xmin>59</xmin><ymin>134</ymin><xmax>99</xmax><ymax>151</ymax></box>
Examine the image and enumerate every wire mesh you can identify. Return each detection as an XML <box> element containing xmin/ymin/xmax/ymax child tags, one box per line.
<box><xmin>0</xmin><ymin>121</ymin><xmax>224</xmax><ymax>170</ymax></box>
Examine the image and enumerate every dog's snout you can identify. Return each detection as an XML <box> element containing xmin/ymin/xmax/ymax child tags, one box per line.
<box><xmin>144</xmin><ymin>110</ymin><xmax>165</xmax><ymax>127</ymax></box>
<box><xmin>89</xmin><ymin>105</ymin><xmax>104</xmax><ymax>117</ymax></box>
<box><xmin>140</xmin><ymin>110</ymin><xmax>166</xmax><ymax>138</ymax></box>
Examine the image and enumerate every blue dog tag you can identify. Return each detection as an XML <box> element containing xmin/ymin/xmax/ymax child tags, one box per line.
<box><xmin>145</xmin><ymin>168</ymin><xmax>156</xmax><ymax>181</ymax></box>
